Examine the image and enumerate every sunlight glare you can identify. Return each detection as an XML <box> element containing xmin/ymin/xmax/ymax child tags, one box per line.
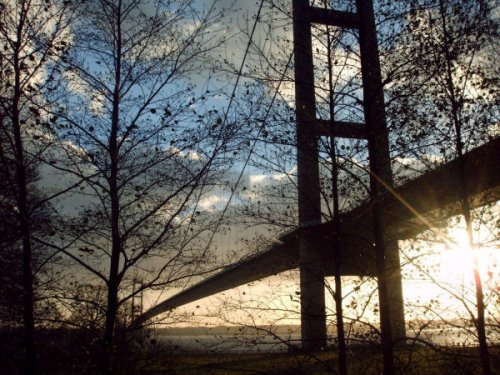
<box><xmin>439</xmin><ymin>229</ymin><xmax>490</xmax><ymax>286</ymax></box>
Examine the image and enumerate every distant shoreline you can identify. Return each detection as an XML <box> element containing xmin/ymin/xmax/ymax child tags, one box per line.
<box><xmin>153</xmin><ymin>324</ymin><xmax>302</xmax><ymax>337</ymax></box>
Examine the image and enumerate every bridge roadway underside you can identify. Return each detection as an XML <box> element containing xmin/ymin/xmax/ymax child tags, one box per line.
<box><xmin>136</xmin><ymin>138</ymin><xmax>500</xmax><ymax>324</ymax></box>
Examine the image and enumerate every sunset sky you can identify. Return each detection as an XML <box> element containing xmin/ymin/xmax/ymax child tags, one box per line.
<box><xmin>12</xmin><ymin>0</ymin><xmax>499</xmax><ymax>330</ymax></box>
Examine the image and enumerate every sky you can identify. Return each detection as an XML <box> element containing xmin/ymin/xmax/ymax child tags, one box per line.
<box><xmin>132</xmin><ymin>0</ymin><xmax>500</xmax><ymax>329</ymax></box>
<box><xmin>15</xmin><ymin>0</ymin><xmax>499</xmax><ymax>331</ymax></box>
<box><xmin>149</xmin><ymin>218</ymin><xmax>499</xmax><ymax>329</ymax></box>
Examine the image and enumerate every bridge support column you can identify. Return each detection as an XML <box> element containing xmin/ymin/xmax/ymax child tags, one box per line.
<box><xmin>293</xmin><ymin>0</ymin><xmax>327</xmax><ymax>350</ymax></box>
<box><xmin>386</xmin><ymin>241</ymin><xmax>406</xmax><ymax>342</ymax></box>
<box><xmin>356</xmin><ymin>0</ymin><xmax>406</xmax><ymax>345</ymax></box>
<box><xmin>293</xmin><ymin>0</ymin><xmax>406</xmax><ymax>351</ymax></box>
<box><xmin>299</xmin><ymin>241</ymin><xmax>326</xmax><ymax>350</ymax></box>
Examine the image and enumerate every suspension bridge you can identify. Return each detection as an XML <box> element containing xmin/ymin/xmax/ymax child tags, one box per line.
<box><xmin>133</xmin><ymin>0</ymin><xmax>500</xmax><ymax>350</ymax></box>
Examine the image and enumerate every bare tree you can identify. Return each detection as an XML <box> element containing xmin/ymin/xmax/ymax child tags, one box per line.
<box><xmin>30</xmin><ymin>0</ymin><xmax>237</xmax><ymax>372</ymax></box>
<box><xmin>0</xmin><ymin>1</ymin><xmax>76</xmax><ymax>373</ymax></box>
<box><xmin>384</xmin><ymin>1</ymin><xmax>499</xmax><ymax>373</ymax></box>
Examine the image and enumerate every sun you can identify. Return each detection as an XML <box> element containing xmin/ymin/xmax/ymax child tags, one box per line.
<box><xmin>439</xmin><ymin>228</ymin><xmax>496</xmax><ymax>287</ymax></box>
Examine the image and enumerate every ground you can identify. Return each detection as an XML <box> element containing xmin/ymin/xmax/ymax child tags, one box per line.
<box><xmin>129</xmin><ymin>346</ymin><xmax>500</xmax><ymax>375</ymax></box>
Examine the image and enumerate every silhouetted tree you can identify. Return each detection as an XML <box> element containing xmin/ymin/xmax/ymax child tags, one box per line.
<box><xmin>384</xmin><ymin>1</ymin><xmax>498</xmax><ymax>373</ymax></box>
<box><xmin>31</xmin><ymin>0</ymin><xmax>236</xmax><ymax>372</ymax></box>
<box><xmin>0</xmin><ymin>1</ymin><xmax>76</xmax><ymax>373</ymax></box>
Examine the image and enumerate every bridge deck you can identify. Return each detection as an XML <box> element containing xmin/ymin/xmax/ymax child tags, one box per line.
<box><xmin>135</xmin><ymin>138</ymin><xmax>500</xmax><ymax>325</ymax></box>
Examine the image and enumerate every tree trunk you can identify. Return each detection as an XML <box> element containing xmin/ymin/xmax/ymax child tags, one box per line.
<box><xmin>12</xmin><ymin>4</ymin><xmax>37</xmax><ymax>371</ymax></box>
<box><xmin>325</xmin><ymin>12</ymin><xmax>347</xmax><ymax>373</ymax></box>
<box><xmin>438</xmin><ymin>1</ymin><xmax>492</xmax><ymax>372</ymax></box>
<box><xmin>101</xmin><ymin>2</ymin><xmax>124</xmax><ymax>373</ymax></box>
<box><xmin>15</xmin><ymin>127</ymin><xmax>38</xmax><ymax>375</ymax></box>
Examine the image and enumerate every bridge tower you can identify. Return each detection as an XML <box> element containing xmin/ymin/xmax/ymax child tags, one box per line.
<box><xmin>293</xmin><ymin>0</ymin><xmax>405</xmax><ymax>350</ymax></box>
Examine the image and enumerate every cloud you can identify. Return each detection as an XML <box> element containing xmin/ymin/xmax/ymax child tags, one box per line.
<box><xmin>247</xmin><ymin>169</ymin><xmax>293</xmax><ymax>186</ymax></box>
<box><xmin>198</xmin><ymin>194</ymin><xmax>228</xmax><ymax>211</ymax></box>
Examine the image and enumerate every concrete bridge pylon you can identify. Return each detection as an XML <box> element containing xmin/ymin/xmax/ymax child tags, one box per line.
<box><xmin>293</xmin><ymin>0</ymin><xmax>404</xmax><ymax>350</ymax></box>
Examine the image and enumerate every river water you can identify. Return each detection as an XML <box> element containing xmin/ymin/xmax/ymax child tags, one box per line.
<box><xmin>153</xmin><ymin>328</ymin><xmax>500</xmax><ymax>353</ymax></box>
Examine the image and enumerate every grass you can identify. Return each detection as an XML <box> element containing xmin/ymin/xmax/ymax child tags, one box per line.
<box><xmin>1</xmin><ymin>328</ymin><xmax>498</xmax><ymax>374</ymax></box>
<box><xmin>129</xmin><ymin>345</ymin><xmax>500</xmax><ymax>375</ymax></box>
